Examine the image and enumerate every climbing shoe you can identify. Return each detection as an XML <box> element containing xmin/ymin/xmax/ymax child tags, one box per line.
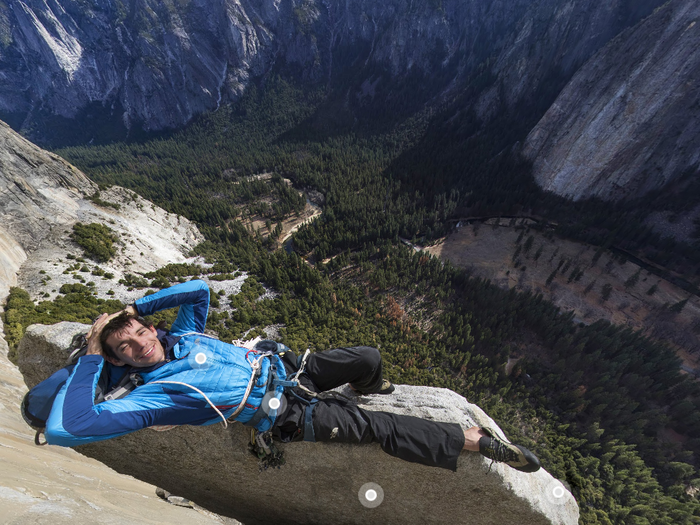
<box><xmin>376</xmin><ymin>379</ymin><xmax>396</xmax><ymax>394</ymax></box>
<box><xmin>478</xmin><ymin>427</ymin><xmax>541</xmax><ymax>473</ymax></box>
<box><xmin>350</xmin><ymin>379</ymin><xmax>396</xmax><ymax>395</ymax></box>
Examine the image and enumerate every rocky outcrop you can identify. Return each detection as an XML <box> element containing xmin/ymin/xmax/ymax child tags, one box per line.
<box><xmin>523</xmin><ymin>0</ymin><xmax>700</xmax><ymax>201</ymax></box>
<box><xmin>0</xmin><ymin>119</ymin><xmax>203</xmax><ymax>304</ymax></box>
<box><xmin>0</xmin><ymin>119</ymin><xmax>94</xmax><ymax>300</ymax></box>
<box><xmin>17</xmin><ymin>321</ymin><xmax>579</xmax><ymax>525</ymax></box>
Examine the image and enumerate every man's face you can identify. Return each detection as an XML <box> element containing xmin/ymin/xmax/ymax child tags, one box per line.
<box><xmin>104</xmin><ymin>319</ymin><xmax>166</xmax><ymax>368</ymax></box>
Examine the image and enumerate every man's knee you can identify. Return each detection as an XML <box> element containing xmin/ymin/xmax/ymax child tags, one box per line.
<box><xmin>349</xmin><ymin>346</ymin><xmax>381</xmax><ymax>369</ymax></box>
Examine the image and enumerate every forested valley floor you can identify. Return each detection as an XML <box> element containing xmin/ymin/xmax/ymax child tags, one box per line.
<box><xmin>5</xmin><ymin>78</ymin><xmax>700</xmax><ymax>524</ymax></box>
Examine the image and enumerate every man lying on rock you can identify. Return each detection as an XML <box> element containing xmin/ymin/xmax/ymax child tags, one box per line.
<box><xmin>44</xmin><ymin>280</ymin><xmax>540</xmax><ymax>473</ymax></box>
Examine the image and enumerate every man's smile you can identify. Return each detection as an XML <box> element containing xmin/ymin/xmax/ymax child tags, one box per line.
<box><xmin>105</xmin><ymin>320</ymin><xmax>167</xmax><ymax>368</ymax></box>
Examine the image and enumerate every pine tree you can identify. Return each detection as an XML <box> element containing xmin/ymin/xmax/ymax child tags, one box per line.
<box><xmin>584</xmin><ymin>280</ymin><xmax>596</xmax><ymax>295</ymax></box>
<box><xmin>669</xmin><ymin>298</ymin><xmax>689</xmax><ymax>314</ymax></box>
<box><xmin>533</xmin><ymin>245</ymin><xmax>544</xmax><ymax>262</ymax></box>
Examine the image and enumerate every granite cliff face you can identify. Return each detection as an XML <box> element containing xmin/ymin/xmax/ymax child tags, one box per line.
<box><xmin>473</xmin><ymin>0</ymin><xmax>665</xmax><ymax>120</ymax></box>
<box><xmin>0</xmin><ymin>119</ymin><xmax>203</xmax><ymax>303</ymax></box>
<box><xmin>0</xmin><ymin>0</ymin><xmax>664</xmax><ymax>134</ymax></box>
<box><xmin>0</xmin><ymin>118</ymin><xmax>95</xmax><ymax>300</ymax></box>
<box><xmin>5</xmin><ymin>0</ymin><xmax>693</xmax><ymax>200</ymax></box>
<box><xmin>524</xmin><ymin>0</ymin><xmax>700</xmax><ymax>201</ymax></box>
<box><xmin>0</xmin><ymin>0</ymin><xmax>515</xmax><ymax>131</ymax></box>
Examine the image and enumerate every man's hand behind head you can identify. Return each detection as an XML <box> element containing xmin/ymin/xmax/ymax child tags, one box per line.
<box><xmin>85</xmin><ymin>307</ymin><xmax>137</xmax><ymax>358</ymax></box>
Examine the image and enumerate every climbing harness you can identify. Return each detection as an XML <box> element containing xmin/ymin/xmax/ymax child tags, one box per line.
<box><xmin>244</xmin><ymin>343</ymin><xmax>354</xmax><ymax>470</ymax></box>
<box><xmin>244</xmin><ymin>342</ymin><xmax>347</xmax><ymax>469</ymax></box>
<box><xmin>230</xmin><ymin>348</ymin><xmax>270</xmax><ymax>422</ymax></box>
<box><xmin>284</xmin><ymin>348</ymin><xmax>352</xmax><ymax>442</ymax></box>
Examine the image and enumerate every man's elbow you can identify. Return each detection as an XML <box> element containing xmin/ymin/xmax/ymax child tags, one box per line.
<box><xmin>45</xmin><ymin>416</ymin><xmax>104</xmax><ymax>447</ymax></box>
<box><xmin>185</xmin><ymin>279</ymin><xmax>209</xmax><ymax>293</ymax></box>
<box><xmin>44</xmin><ymin>424</ymin><xmax>79</xmax><ymax>447</ymax></box>
<box><xmin>44</xmin><ymin>424</ymin><xmax>115</xmax><ymax>447</ymax></box>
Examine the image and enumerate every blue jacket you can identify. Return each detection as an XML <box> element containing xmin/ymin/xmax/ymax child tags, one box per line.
<box><xmin>46</xmin><ymin>280</ymin><xmax>287</xmax><ymax>446</ymax></box>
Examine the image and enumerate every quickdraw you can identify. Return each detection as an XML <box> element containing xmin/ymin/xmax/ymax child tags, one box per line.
<box><xmin>248</xmin><ymin>429</ymin><xmax>286</xmax><ymax>471</ymax></box>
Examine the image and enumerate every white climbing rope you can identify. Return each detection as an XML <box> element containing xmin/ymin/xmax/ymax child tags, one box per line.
<box><xmin>151</xmin><ymin>380</ymin><xmax>229</xmax><ymax>428</ymax></box>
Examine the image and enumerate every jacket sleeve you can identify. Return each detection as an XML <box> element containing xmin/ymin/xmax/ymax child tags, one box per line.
<box><xmin>134</xmin><ymin>279</ymin><xmax>210</xmax><ymax>335</ymax></box>
<box><xmin>45</xmin><ymin>355</ymin><xmax>221</xmax><ymax>447</ymax></box>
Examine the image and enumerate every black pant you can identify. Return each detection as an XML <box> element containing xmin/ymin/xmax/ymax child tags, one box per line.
<box><xmin>272</xmin><ymin>347</ymin><xmax>465</xmax><ymax>471</ymax></box>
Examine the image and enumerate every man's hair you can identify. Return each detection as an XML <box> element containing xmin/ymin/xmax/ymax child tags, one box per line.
<box><xmin>100</xmin><ymin>312</ymin><xmax>153</xmax><ymax>359</ymax></box>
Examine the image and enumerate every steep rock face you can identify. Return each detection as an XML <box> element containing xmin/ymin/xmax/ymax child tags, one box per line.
<box><xmin>0</xmin><ymin>0</ymin><xmax>663</xmax><ymax>133</ymax></box>
<box><xmin>18</xmin><ymin>321</ymin><xmax>580</xmax><ymax>525</ymax></box>
<box><xmin>523</xmin><ymin>0</ymin><xmax>700</xmax><ymax>201</ymax></box>
<box><xmin>0</xmin><ymin>119</ymin><xmax>203</xmax><ymax>302</ymax></box>
<box><xmin>0</xmin><ymin>0</ymin><xmax>523</xmax><ymax>131</ymax></box>
<box><xmin>0</xmin><ymin>0</ymin><xmax>339</xmax><ymax>131</ymax></box>
<box><xmin>0</xmin><ymin>119</ymin><xmax>94</xmax><ymax>300</ymax></box>
<box><xmin>474</xmin><ymin>0</ymin><xmax>664</xmax><ymax>120</ymax></box>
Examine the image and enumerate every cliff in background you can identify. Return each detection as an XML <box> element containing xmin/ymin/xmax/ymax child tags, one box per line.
<box><xmin>5</xmin><ymin>0</ymin><xmax>696</xmax><ymax>201</ymax></box>
<box><xmin>524</xmin><ymin>0</ymin><xmax>700</xmax><ymax>201</ymax></box>
<box><xmin>0</xmin><ymin>0</ymin><xmax>663</xmax><ymax>133</ymax></box>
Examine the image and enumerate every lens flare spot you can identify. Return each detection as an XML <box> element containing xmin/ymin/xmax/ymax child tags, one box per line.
<box><xmin>545</xmin><ymin>479</ymin><xmax>572</xmax><ymax>506</ymax></box>
<box><xmin>358</xmin><ymin>482</ymin><xmax>384</xmax><ymax>508</ymax></box>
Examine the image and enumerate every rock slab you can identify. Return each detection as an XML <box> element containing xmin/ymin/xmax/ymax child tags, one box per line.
<box><xmin>0</xmin><ymin>322</ymin><xmax>234</xmax><ymax>524</ymax></box>
<box><xmin>18</xmin><ymin>322</ymin><xmax>580</xmax><ymax>525</ymax></box>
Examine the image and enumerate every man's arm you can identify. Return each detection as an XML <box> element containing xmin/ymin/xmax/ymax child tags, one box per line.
<box><xmin>44</xmin><ymin>311</ymin><xmax>145</xmax><ymax>445</ymax></box>
<box><xmin>45</xmin><ymin>281</ymin><xmax>211</xmax><ymax>446</ymax></box>
<box><xmin>45</xmin><ymin>356</ymin><xmax>218</xmax><ymax>446</ymax></box>
<box><xmin>132</xmin><ymin>280</ymin><xmax>210</xmax><ymax>335</ymax></box>
<box><xmin>45</xmin><ymin>355</ymin><xmax>143</xmax><ymax>445</ymax></box>
<box><xmin>44</xmin><ymin>301</ymin><xmax>215</xmax><ymax>447</ymax></box>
